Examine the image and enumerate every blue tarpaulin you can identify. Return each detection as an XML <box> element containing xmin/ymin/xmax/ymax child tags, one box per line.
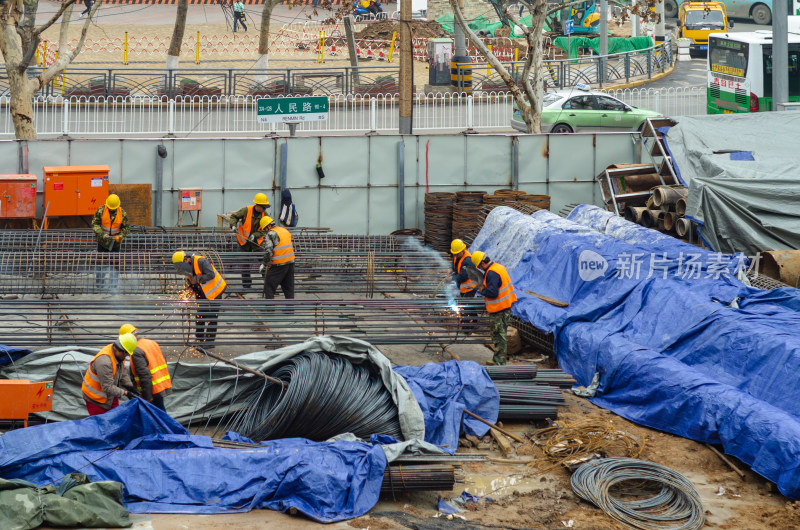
<box><xmin>0</xmin><ymin>358</ymin><xmax>499</xmax><ymax>518</ymax></box>
<box><xmin>394</xmin><ymin>360</ymin><xmax>499</xmax><ymax>453</ymax></box>
<box><xmin>0</xmin><ymin>345</ymin><xmax>31</xmax><ymax>367</ymax></box>
<box><xmin>471</xmin><ymin>205</ymin><xmax>800</xmax><ymax>499</ymax></box>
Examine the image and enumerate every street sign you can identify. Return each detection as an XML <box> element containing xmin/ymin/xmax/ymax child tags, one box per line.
<box><xmin>564</xmin><ymin>20</ymin><xmax>575</xmax><ymax>35</ymax></box>
<box><xmin>256</xmin><ymin>96</ymin><xmax>329</xmax><ymax>124</ymax></box>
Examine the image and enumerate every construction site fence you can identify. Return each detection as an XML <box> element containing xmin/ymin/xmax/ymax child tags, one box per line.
<box><xmin>0</xmin><ymin>133</ymin><xmax>638</xmax><ymax>233</ymax></box>
<box><xmin>0</xmin><ymin>87</ymin><xmax>706</xmax><ymax>138</ymax></box>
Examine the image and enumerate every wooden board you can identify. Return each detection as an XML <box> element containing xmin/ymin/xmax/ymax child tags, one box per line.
<box><xmin>110</xmin><ymin>184</ymin><xmax>152</xmax><ymax>226</ymax></box>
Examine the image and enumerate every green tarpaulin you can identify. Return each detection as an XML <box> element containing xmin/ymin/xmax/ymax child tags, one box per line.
<box><xmin>0</xmin><ymin>474</ymin><xmax>130</xmax><ymax>530</ymax></box>
<box><xmin>436</xmin><ymin>14</ymin><xmax>550</xmax><ymax>38</ymax></box>
<box><xmin>553</xmin><ymin>35</ymin><xmax>654</xmax><ymax>58</ymax></box>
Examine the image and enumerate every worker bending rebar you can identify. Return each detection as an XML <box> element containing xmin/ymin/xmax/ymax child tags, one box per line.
<box><xmin>172</xmin><ymin>251</ymin><xmax>228</xmax><ymax>346</ymax></box>
<box><xmin>228</xmin><ymin>193</ymin><xmax>270</xmax><ymax>289</ymax></box>
<box><xmin>91</xmin><ymin>194</ymin><xmax>130</xmax><ymax>290</ymax></box>
<box><xmin>81</xmin><ymin>333</ymin><xmax>139</xmax><ymax>416</ymax></box>
<box><xmin>120</xmin><ymin>323</ymin><xmax>172</xmax><ymax>412</ymax></box>
<box><xmin>256</xmin><ymin>216</ymin><xmax>295</xmax><ymax>299</ymax></box>
<box><xmin>471</xmin><ymin>251</ymin><xmax>517</xmax><ymax>366</ymax></box>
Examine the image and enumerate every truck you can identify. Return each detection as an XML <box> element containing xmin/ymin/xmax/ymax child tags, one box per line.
<box><xmin>678</xmin><ymin>2</ymin><xmax>732</xmax><ymax>57</ymax></box>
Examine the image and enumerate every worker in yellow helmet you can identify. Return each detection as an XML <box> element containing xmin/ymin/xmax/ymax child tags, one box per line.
<box><xmin>91</xmin><ymin>194</ymin><xmax>130</xmax><ymax>252</ymax></box>
<box><xmin>81</xmin><ymin>333</ymin><xmax>139</xmax><ymax>416</ymax></box>
<box><xmin>471</xmin><ymin>251</ymin><xmax>517</xmax><ymax>366</ymax></box>
<box><xmin>228</xmin><ymin>193</ymin><xmax>270</xmax><ymax>289</ymax></box>
<box><xmin>172</xmin><ymin>250</ymin><xmax>227</xmax><ymax>346</ymax></box>
<box><xmin>119</xmin><ymin>323</ymin><xmax>172</xmax><ymax>412</ymax></box>
<box><xmin>91</xmin><ymin>194</ymin><xmax>129</xmax><ymax>291</ymax></box>
<box><xmin>255</xmin><ymin>216</ymin><xmax>295</xmax><ymax>299</ymax></box>
<box><xmin>450</xmin><ymin>239</ymin><xmax>479</xmax><ymax>298</ymax></box>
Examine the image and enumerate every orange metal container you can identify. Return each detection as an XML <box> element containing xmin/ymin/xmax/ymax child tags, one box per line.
<box><xmin>43</xmin><ymin>165</ymin><xmax>110</xmax><ymax>217</ymax></box>
<box><xmin>0</xmin><ymin>379</ymin><xmax>54</xmax><ymax>428</ymax></box>
<box><xmin>179</xmin><ymin>188</ymin><xmax>203</xmax><ymax>211</ymax></box>
<box><xmin>0</xmin><ymin>174</ymin><xmax>37</xmax><ymax>218</ymax></box>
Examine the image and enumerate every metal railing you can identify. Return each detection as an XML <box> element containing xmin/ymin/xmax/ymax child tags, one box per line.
<box><xmin>0</xmin><ymin>86</ymin><xmax>706</xmax><ymax>137</ymax></box>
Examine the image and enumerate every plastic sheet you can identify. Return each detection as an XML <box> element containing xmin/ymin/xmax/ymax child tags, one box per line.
<box><xmin>471</xmin><ymin>206</ymin><xmax>800</xmax><ymax>499</ymax></box>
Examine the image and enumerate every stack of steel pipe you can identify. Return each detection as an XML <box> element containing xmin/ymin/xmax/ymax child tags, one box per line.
<box><xmin>624</xmin><ymin>185</ymin><xmax>694</xmax><ymax>240</ymax></box>
<box><xmin>0</xmin><ymin>298</ymin><xmax>489</xmax><ymax>348</ymax></box>
<box><xmin>0</xmin><ymin>250</ymin><xmax>448</xmax><ymax>296</ymax></box>
<box><xmin>381</xmin><ymin>464</ymin><xmax>461</xmax><ymax>493</ymax></box>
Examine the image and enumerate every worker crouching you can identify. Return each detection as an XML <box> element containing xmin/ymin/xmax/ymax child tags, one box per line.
<box><xmin>81</xmin><ymin>333</ymin><xmax>139</xmax><ymax>416</ymax></box>
<box><xmin>172</xmin><ymin>251</ymin><xmax>227</xmax><ymax>346</ymax></box>
<box><xmin>472</xmin><ymin>251</ymin><xmax>517</xmax><ymax>366</ymax></box>
<box><xmin>255</xmin><ymin>216</ymin><xmax>295</xmax><ymax>299</ymax></box>
<box><xmin>120</xmin><ymin>323</ymin><xmax>172</xmax><ymax>412</ymax></box>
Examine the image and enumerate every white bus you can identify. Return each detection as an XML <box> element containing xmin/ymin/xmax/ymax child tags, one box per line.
<box><xmin>707</xmin><ymin>29</ymin><xmax>800</xmax><ymax>113</ymax></box>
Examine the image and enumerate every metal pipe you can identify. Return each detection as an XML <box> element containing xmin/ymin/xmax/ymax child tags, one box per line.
<box><xmin>155</xmin><ymin>145</ymin><xmax>168</xmax><ymax>226</ymax></box>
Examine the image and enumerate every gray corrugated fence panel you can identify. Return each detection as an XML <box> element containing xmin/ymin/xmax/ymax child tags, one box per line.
<box><xmin>465</xmin><ymin>135</ymin><xmax>513</xmax><ymax>190</ymax></box>
<box><xmin>222</xmin><ymin>138</ymin><xmax>276</xmax><ymax>221</ymax></box>
<box><xmin>171</xmin><ymin>139</ymin><xmax>226</xmax><ymax>227</ymax></box>
<box><xmin>121</xmin><ymin>140</ymin><xmax>164</xmax><ymax>225</ymax></box>
<box><xmin>369</xmin><ymin>136</ymin><xmax>404</xmax><ymax>234</ymax></box>
<box><xmin>286</xmin><ymin>137</ymin><xmax>324</xmax><ymax>230</ymax></box>
<box><xmin>547</xmin><ymin>133</ymin><xmax>598</xmax><ymax>214</ymax></box>
<box><xmin>516</xmin><ymin>135</ymin><xmax>549</xmax><ymax>196</ymax></box>
<box><xmin>316</xmin><ymin>137</ymin><xmax>372</xmax><ymax>234</ymax></box>
<box><xmin>594</xmin><ymin>132</ymin><xmax>637</xmax><ymax>171</ymax></box>
<box><xmin>402</xmin><ymin>136</ymin><xmax>419</xmax><ymax>231</ymax></box>
<box><xmin>0</xmin><ymin>141</ymin><xmax>17</xmax><ymax>172</ymax></box>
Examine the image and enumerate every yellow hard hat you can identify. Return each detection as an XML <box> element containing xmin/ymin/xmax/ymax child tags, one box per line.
<box><xmin>119</xmin><ymin>323</ymin><xmax>137</xmax><ymax>335</ymax></box>
<box><xmin>450</xmin><ymin>239</ymin><xmax>466</xmax><ymax>255</ymax></box>
<box><xmin>471</xmin><ymin>250</ymin><xmax>486</xmax><ymax>267</ymax></box>
<box><xmin>117</xmin><ymin>333</ymin><xmax>138</xmax><ymax>355</ymax></box>
<box><xmin>253</xmin><ymin>193</ymin><xmax>270</xmax><ymax>206</ymax></box>
<box><xmin>105</xmin><ymin>194</ymin><xmax>120</xmax><ymax>209</ymax></box>
<box><xmin>259</xmin><ymin>216</ymin><xmax>274</xmax><ymax>230</ymax></box>
<box><xmin>172</xmin><ymin>251</ymin><xmax>186</xmax><ymax>264</ymax></box>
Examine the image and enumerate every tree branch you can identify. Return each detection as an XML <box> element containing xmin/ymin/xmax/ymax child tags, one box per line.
<box><xmin>35</xmin><ymin>0</ymin><xmax>79</xmax><ymax>36</ymax></box>
<box><xmin>38</xmin><ymin>0</ymin><xmax>102</xmax><ymax>88</ymax></box>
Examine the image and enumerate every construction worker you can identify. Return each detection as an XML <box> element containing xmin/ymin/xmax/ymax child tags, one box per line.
<box><xmin>229</xmin><ymin>193</ymin><xmax>270</xmax><ymax>289</ymax></box>
<box><xmin>82</xmin><ymin>333</ymin><xmax>139</xmax><ymax>416</ymax></box>
<box><xmin>172</xmin><ymin>251</ymin><xmax>227</xmax><ymax>345</ymax></box>
<box><xmin>92</xmin><ymin>194</ymin><xmax>130</xmax><ymax>252</ymax></box>
<box><xmin>450</xmin><ymin>239</ymin><xmax>479</xmax><ymax>297</ymax></box>
<box><xmin>471</xmin><ymin>251</ymin><xmax>517</xmax><ymax>366</ymax></box>
<box><xmin>256</xmin><ymin>216</ymin><xmax>295</xmax><ymax>299</ymax></box>
<box><xmin>120</xmin><ymin>323</ymin><xmax>172</xmax><ymax>412</ymax></box>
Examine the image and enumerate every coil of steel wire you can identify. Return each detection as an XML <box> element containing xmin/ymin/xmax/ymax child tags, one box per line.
<box><xmin>423</xmin><ymin>193</ymin><xmax>457</xmax><ymax>253</ymax></box>
<box><xmin>450</xmin><ymin>191</ymin><xmax>486</xmax><ymax>246</ymax></box>
<box><xmin>224</xmin><ymin>352</ymin><xmax>403</xmax><ymax>442</ymax></box>
<box><xmin>570</xmin><ymin>457</ymin><xmax>705</xmax><ymax>530</ymax></box>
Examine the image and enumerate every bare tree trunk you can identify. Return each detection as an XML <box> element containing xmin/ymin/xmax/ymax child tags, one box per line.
<box><xmin>7</xmin><ymin>68</ymin><xmax>36</xmax><ymax>139</ymax></box>
<box><xmin>166</xmin><ymin>0</ymin><xmax>188</xmax><ymax>69</ymax></box>
<box><xmin>255</xmin><ymin>0</ymin><xmax>276</xmax><ymax>83</ymax></box>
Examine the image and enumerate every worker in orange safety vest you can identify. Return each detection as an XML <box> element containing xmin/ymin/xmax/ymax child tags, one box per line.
<box><xmin>172</xmin><ymin>251</ymin><xmax>227</xmax><ymax>346</ymax></box>
<box><xmin>81</xmin><ymin>333</ymin><xmax>139</xmax><ymax>416</ymax></box>
<box><xmin>255</xmin><ymin>216</ymin><xmax>295</xmax><ymax>300</ymax></box>
<box><xmin>471</xmin><ymin>251</ymin><xmax>517</xmax><ymax>366</ymax></box>
<box><xmin>120</xmin><ymin>323</ymin><xmax>172</xmax><ymax>412</ymax></box>
<box><xmin>228</xmin><ymin>193</ymin><xmax>270</xmax><ymax>290</ymax></box>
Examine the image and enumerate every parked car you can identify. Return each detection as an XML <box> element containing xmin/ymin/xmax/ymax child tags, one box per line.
<box><xmin>511</xmin><ymin>89</ymin><xmax>662</xmax><ymax>133</ymax></box>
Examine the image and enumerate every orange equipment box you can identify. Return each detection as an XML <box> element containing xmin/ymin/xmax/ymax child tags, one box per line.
<box><xmin>0</xmin><ymin>379</ymin><xmax>54</xmax><ymax>428</ymax></box>
<box><xmin>178</xmin><ymin>188</ymin><xmax>203</xmax><ymax>211</ymax></box>
<box><xmin>0</xmin><ymin>174</ymin><xmax>37</xmax><ymax>218</ymax></box>
<box><xmin>43</xmin><ymin>165</ymin><xmax>110</xmax><ymax>217</ymax></box>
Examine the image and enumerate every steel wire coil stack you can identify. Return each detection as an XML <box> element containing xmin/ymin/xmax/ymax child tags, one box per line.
<box><xmin>424</xmin><ymin>193</ymin><xmax>457</xmax><ymax>253</ymax></box>
<box><xmin>450</xmin><ymin>191</ymin><xmax>487</xmax><ymax>246</ymax></box>
<box><xmin>224</xmin><ymin>352</ymin><xmax>403</xmax><ymax>442</ymax></box>
<box><xmin>570</xmin><ymin>457</ymin><xmax>705</xmax><ymax>530</ymax></box>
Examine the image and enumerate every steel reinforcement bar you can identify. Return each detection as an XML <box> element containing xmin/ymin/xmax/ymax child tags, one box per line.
<box><xmin>0</xmin><ymin>298</ymin><xmax>488</xmax><ymax>348</ymax></box>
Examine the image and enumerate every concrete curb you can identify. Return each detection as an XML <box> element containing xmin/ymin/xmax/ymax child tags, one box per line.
<box><xmin>605</xmin><ymin>62</ymin><xmax>677</xmax><ymax>91</ymax></box>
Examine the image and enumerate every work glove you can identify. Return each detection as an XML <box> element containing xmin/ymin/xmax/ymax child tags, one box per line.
<box><xmin>102</xmin><ymin>235</ymin><xmax>112</xmax><ymax>246</ymax></box>
<box><xmin>113</xmin><ymin>236</ymin><xmax>121</xmax><ymax>243</ymax></box>
<box><xmin>188</xmin><ymin>275</ymin><xmax>199</xmax><ymax>285</ymax></box>
<box><xmin>230</xmin><ymin>224</ymin><xmax>237</xmax><ymax>233</ymax></box>
<box><xmin>259</xmin><ymin>264</ymin><xmax>266</xmax><ymax>276</ymax></box>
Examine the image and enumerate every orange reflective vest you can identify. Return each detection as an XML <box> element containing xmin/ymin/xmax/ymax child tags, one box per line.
<box><xmin>454</xmin><ymin>252</ymin><xmax>478</xmax><ymax>294</ymax></box>
<box><xmin>82</xmin><ymin>345</ymin><xmax>116</xmax><ymax>404</ymax></box>
<box><xmin>101</xmin><ymin>207</ymin><xmax>123</xmax><ymax>237</ymax></box>
<box><xmin>131</xmin><ymin>338</ymin><xmax>172</xmax><ymax>395</ymax></box>
<box><xmin>270</xmin><ymin>227</ymin><xmax>295</xmax><ymax>265</ymax></box>
<box><xmin>483</xmin><ymin>262</ymin><xmax>517</xmax><ymax>313</ymax></box>
<box><xmin>235</xmin><ymin>205</ymin><xmax>259</xmax><ymax>246</ymax></box>
<box><xmin>194</xmin><ymin>255</ymin><xmax>227</xmax><ymax>300</ymax></box>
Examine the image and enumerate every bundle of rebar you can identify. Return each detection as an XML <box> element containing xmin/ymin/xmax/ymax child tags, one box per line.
<box><xmin>485</xmin><ymin>364</ymin><xmax>574</xmax><ymax>390</ymax></box>
<box><xmin>570</xmin><ymin>458</ymin><xmax>705</xmax><ymax>530</ymax></box>
<box><xmin>485</xmin><ymin>364</ymin><xmax>537</xmax><ymax>380</ymax></box>
<box><xmin>424</xmin><ymin>193</ymin><xmax>457</xmax><ymax>253</ymax></box>
<box><xmin>0</xmin><ymin>249</ymin><xmax>449</xmax><ymax>296</ymax></box>
<box><xmin>450</xmin><ymin>191</ymin><xmax>487</xmax><ymax>246</ymax></box>
<box><xmin>222</xmin><ymin>352</ymin><xmax>402</xmax><ymax>442</ymax></box>
<box><xmin>494</xmin><ymin>383</ymin><xmax>565</xmax><ymax>406</ymax></box>
<box><xmin>0</xmin><ymin>298</ymin><xmax>488</xmax><ymax>348</ymax></box>
<box><xmin>533</xmin><ymin>369</ymin><xmax>576</xmax><ymax>389</ymax></box>
<box><xmin>382</xmin><ymin>464</ymin><xmax>460</xmax><ymax>493</ymax></box>
<box><xmin>484</xmin><ymin>365</ymin><xmax>572</xmax><ymax>421</ymax></box>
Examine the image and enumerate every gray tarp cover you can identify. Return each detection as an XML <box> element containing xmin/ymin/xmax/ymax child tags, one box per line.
<box><xmin>0</xmin><ymin>336</ymin><xmax>426</xmax><ymax>444</ymax></box>
<box><xmin>665</xmin><ymin>113</ymin><xmax>800</xmax><ymax>254</ymax></box>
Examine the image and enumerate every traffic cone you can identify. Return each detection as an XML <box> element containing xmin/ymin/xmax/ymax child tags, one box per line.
<box><xmin>366</xmin><ymin>47</ymin><xmax>374</xmax><ymax>60</ymax></box>
<box><xmin>378</xmin><ymin>48</ymin><xmax>386</xmax><ymax>61</ymax></box>
<box><xmin>331</xmin><ymin>40</ymin><xmax>338</xmax><ymax>56</ymax></box>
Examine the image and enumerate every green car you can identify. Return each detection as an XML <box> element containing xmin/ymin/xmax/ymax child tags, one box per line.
<box><xmin>511</xmin><ymin>89</ymin><xmax>662</xmax><ymax>133</ymax></box>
